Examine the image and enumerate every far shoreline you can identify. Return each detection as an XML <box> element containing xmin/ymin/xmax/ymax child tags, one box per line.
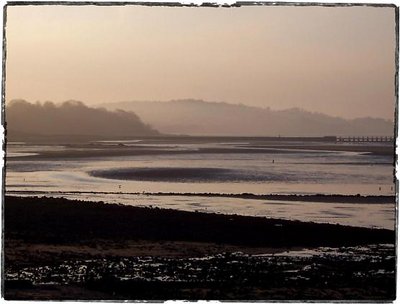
<box><xmin>6</xmin><ymin>190</ymin><xmax>396</xmax><ymax>204</ymax></box>
<box><xmin>6</xmin><ymin>136</ymin><xmax>395</xmax><ymax>160</ymax></box>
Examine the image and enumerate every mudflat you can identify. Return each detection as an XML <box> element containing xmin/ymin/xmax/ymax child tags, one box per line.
<box><xmin>8</xmin><ymin>140</ymin><xmax>395</xmax><ymax>160</ymax></box>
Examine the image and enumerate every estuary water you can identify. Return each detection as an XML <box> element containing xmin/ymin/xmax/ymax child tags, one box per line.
<box><xmin>5</xmin><ymin>138</ymin><xmax>396</xmax><ymax>229</ymax></box>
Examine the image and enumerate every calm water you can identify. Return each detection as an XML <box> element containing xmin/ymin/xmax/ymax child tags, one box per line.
<box><xmin>6</xmin><ymin>139</ymin><xmax>396</xmax><ymax>229</ymax></box>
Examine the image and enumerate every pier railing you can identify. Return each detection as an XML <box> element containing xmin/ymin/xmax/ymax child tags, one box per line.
<box><xmin>336</xmin><ymin>136</ymin><xmax>394</xmax><ymax>143</ymax></box>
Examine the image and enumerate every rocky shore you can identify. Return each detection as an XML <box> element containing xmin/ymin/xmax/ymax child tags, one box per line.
<box><xmin>4</xmin><ymin>195</ymin><xmax>396</xmax><ymax>300</ymax></box>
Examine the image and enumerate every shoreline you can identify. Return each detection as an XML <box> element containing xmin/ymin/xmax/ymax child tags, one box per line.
<box><xmin>5</xmin><ymin>195</ymin><xmax>394</xmax><ymax>246</ymax></box>
<box><xmin>6</xmin><ymin>190</ymin><xmax>395</xmax><ymax>204</ymax></box>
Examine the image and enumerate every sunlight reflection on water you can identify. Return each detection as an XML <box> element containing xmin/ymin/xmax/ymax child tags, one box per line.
<box><xmin>6</xmin><ymin>140</ymin><xmax>395</xmax><ymax>229</ymax></box>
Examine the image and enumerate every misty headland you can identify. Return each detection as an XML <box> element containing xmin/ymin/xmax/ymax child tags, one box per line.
<box><xmin>6</xmin><ymin>99</ymin><xmax>394</xmax><ymax>143</ymax></box>
<box><xmin>6</xmin><ymin>100</ymin><xmax>159</xmax><ymax>143</ymax></box>
<box><xmin>101</xmin><ymin>99</ymin><xmax>394</xmax><ymax>137</ymax></box>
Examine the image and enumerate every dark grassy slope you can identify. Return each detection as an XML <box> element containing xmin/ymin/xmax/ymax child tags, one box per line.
<box><xmin>5</xmin><ymin>196</ymin><xmax>394</xmax><ymax>246</ymax></box>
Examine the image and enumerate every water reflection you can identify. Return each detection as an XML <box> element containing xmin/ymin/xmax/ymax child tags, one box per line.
<box><xmin>6</xmin><ymin>139</ymin><xmax>395</xmax><ymax>229</ymax></box>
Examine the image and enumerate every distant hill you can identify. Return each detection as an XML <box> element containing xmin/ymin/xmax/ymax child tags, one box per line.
<box><xmin>100</xmin><ymin>99</ymin><xmax>394</xmax><ymax>136</ymax></box>
<box><xmin>6</xmin><ymin>100</ymin><xmax>159</xmax><ymax>142</ymax></box>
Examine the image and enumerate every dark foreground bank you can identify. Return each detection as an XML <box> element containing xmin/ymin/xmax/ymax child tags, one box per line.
<box><xmin>4</xmin><ymin>195</ymin><xmax>396</xmax><ymax>300</ymax></box>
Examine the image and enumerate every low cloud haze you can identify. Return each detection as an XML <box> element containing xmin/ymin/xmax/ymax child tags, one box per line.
<box><xmin>5</xmin><ymin>5</ymin><xmax>396</xmax><ymax>120</ymax></box>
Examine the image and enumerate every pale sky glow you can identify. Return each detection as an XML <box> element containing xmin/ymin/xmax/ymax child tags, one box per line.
<box><xmin>5</xmin><ymin>4</ymin><xmax>396</xmax><ymax>119</ymax></box>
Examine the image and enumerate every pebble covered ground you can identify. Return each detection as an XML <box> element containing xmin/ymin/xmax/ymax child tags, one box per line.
<box><xmin>5</xmin><ymin>244</ymin><xmax>395</xmax><ymax>300</ymax></box>
<box><xmin>4</xmin><ymin>196</ymin><xmax>396</xmax><ymax>300</ymax></box>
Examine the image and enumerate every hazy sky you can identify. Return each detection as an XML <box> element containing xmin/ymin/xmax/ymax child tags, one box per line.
<box><xmin>6</xmin><ymin>4</ymin><xmax>396</xmax><ymax>119</ymax></box>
